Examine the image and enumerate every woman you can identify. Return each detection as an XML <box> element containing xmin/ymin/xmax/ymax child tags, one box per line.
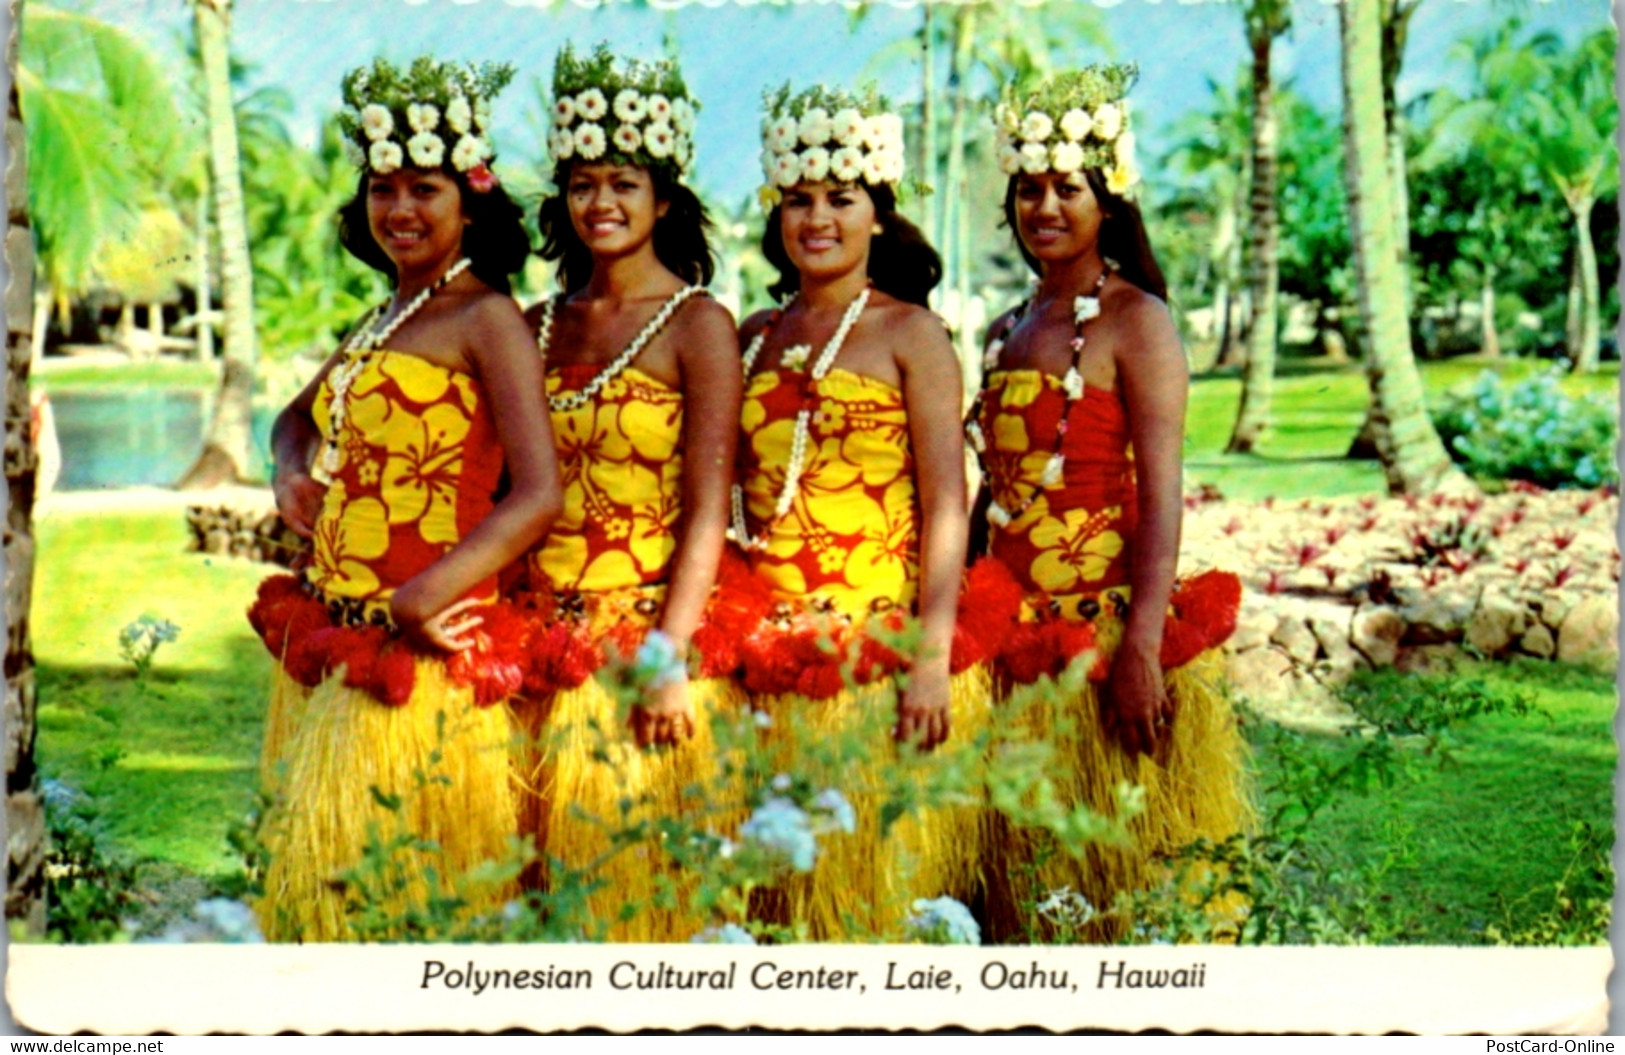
<box><xmin>249</xmin><ymin>57</ymin><xmax>561</xmax><ymax>941</ymax></box>
<box><xmin>968</xmin><ymin>65</ymin><xmax>1251</xmax><ymax>941</ymax></box>
<box><xmin>516</xmin><ymin>44</ymin><xmax>741</xmax><ymax>942</ymax></box>
<box><xmin>728</xmin><ymin>84</ymin><xmax>991</xmax><ymax>940</ymax></box>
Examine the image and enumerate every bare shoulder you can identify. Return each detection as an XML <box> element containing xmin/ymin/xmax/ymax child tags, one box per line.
<box><xmin>670</xmin><ymin>293</ymin><xmax>738</xmax><ymax>344</ymax></box>
<box><xmin>877</xmin><ymin>299</ymin><xmax>954</xmax><ymax>368</ymax></box>
<box><xmin>739</xmin><ymin>307</ymin><xmax>777</xmax><ymax>346</ymax></box>
<box><xmin>458</xmin><ymin>288</ymin><xmax>533</xmax><ymax>361</ymax></box>
<box><xmin>1107</xmin><ymin>284</ymin><xmax>1184</xmax><ymax>374</ymax></box>
<box><xmin>520</xmin><ymin>295</ymin><xmax>557</xmax><ymax>332</ymax></box>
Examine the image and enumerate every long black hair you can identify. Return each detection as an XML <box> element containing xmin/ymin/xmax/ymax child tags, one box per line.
<box><xmin>1002</xmin><ymin>169</ymin><xmax>1168</xmax><ymax>302</ymax></box>
<box><xmin>761</xmin><ymin>182</ymin><xmax>942</xmax><ymax>306</ymax></box>
<box><xmin>338</xmin><ymin>169</ymin><xmax>531</xmax><ymax>295</ymax></box>
<box><xmin>536</xmin><ymin>163</ymin><xmax>717</xmax><ymax>294</ymax></box>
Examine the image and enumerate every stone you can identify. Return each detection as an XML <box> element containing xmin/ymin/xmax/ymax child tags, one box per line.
<box><xmin>1399</xmin><ymin>589</ymin><xmax>1477</xmax><ymax>645</ymax></box>
<box><xmin>1229</xmin><ymin>603</ymin><xmax>1278</xmax><ymax>653</ymax></box>
<box><xmin>1226</xmin><ymin>646</ymin><xmax>1294</xmax><ymax>706</ymax></box>
<box><xmin>1350</xmin><ymin>607</ymin><xmax>1405</xmax><ymax>668</ymax></box>
<box><xmin>1465</xmin><ymin>592</ymin><xmax>1527</xmax><ymax>657</ymax></box>
<box><xmin>1396</xmin><ymin>644</ymin><xmax>1462</xmax><ymax>675</ymax></box>
<box><xmin>1556</xmin><ymin>595</ymin><xmax>1619</xmax><ymax>670</ymax></box>
<box><xmin>1270</xmin><ymin>613</ymin><xmax>1320</xmax><ymax>665</ymax></box>
<box><xmin>1520</xmin><ymin>623</ymin><xmax>1556</xmax><ymax>659</ymax></box>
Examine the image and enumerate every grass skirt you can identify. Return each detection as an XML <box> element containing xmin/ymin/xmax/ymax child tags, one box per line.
<box><xmin>983</xmin><ymin>639</ymin><xmax>1254</xmax><ymax>943</ymax></box>
<box><xmin>256</xmin><ymin>660</ymin><xmax>518</xmax><ymax>942</ymax></box>
<box><xmin>515</xmin><ymin>675</ymin><xmax>746</xmax><ymax>942</ymax></box>
<box><xmin>749</xmin><ymin>665</ymin><xmax>992</xmax><ymax>942</ymax></box>
<box><xmin>259</xmin><ymin>663</ymin><xmax>312</xmax><ymax>792</ymax></box>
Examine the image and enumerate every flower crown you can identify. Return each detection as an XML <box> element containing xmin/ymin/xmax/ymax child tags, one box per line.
<box><xmin>339</xmin><ymin>57</ymin><xmax>513</xmax><ymax>192</ymax></box>
<box><xmin>547</xmin><ymin>43</ymin><xmax>698</xmax><ymax>178</ymax></box>
<box><xmin>757</xmin><ymin>83</ymin><xmax>906</xmax><ymax>208</ymax></box>
<box><xmin>994</xmin><ymin>63</ymin><xmax>1141</xmax><ymax>198</ymax></box>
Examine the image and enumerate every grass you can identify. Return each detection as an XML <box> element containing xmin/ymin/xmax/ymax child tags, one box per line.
<box><xmin>34</xmin><ymin>359</ymin><xmax>220</xmax><ymax>392</ymax></box>
<box><xmin>1185</xmin><ymin>356</ymin><xmax>1620</xmax><ymax>501</ymax></box>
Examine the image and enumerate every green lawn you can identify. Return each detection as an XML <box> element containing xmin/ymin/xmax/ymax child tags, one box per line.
<box><xmin>35</xmin><ymin>360</ymin><xmax>220</xmax><ymax>392</ymax></box>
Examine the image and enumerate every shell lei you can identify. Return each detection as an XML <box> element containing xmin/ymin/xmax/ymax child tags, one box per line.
<box><xmin>969</xmin><ymin>260</ymin><xmax>1116</xmax><ymax>528</ymax></box>
<box><xmin>536</xmin><ymin>285</ymin><xmax>707</xmax><ymax>412</ymax></box>
<box><xmin>731</xmin><ymin>285</ymin><xmax>872</xmax><ymax>553</ymax></box>
<box><xmin>318</xmin><ymin>257</ymin><xmax>473</xmax><ymax>481</ymax></box>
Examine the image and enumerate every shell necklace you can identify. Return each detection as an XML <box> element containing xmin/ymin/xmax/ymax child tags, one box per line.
<box><xmin>319</xmin><ymin>256</ymin><xmax>473</xmax><ymax>479</ymax></box>
<box><xmin>966</xmin><ymin>259</ymin><xmax>1115</xmax><ymax>528</ymax></box>
<box><xmin>537</xmin><ymin>285</ymin><xmax>707</xmax><ymax>412</ymax></box>
<box><xmin>730</xmin><ymin>284</ymin><xmax>872</xmax><ymax>552</ymax></box>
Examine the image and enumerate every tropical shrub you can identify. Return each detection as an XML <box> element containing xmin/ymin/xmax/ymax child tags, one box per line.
<box><xmin>1432</xmin><ymin>368</ymin><xmax>1618</xmax><ymax>489</ymax></box>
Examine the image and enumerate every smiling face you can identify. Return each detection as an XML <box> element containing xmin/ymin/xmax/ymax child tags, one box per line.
<box><xmin>1013</xmin><ymin>170</ymin><xmax>1107</xmax><ymax>266</ymax></box>
<box><xmin>565</xmin><ymin>162</ymin><xmax>668</xmax><ymax>259</ymax></box>
<box><xmin>779</xmin><ymin>181</ymin><xmax>877</xmax><ymax>284</ymax></box>
<box><xmin>365</xmin><ymin>168</ymin><xmax>469</xmax><ymax>276</ymax></box>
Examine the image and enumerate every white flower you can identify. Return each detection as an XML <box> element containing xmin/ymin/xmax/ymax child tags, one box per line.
<box><xmin>768</xmin><ymin>116</ymin><xmax>800</xmax><ymax>154</ymax></box>
<box><xmin>473</xmin><ymin>97</ymin><xmax>492</xmax><ymax>132</ymax></box>
<box><xmin>445</xmin><ymin>95</ymin><xmax>473</xmax><ymax>135</ymax></box>
<box><xmin>1019</xmin><ymin>141</ymin><xmax>1050</xmax><ymax>175</ymax></box>
<box><xmin>450</xmin><ymin>134</ymin><xmax>484</xmax><ymax>172</ymax></box>
<box><xmin>798</xmin><ymin>106</ymin><xmax>833</xmax><ymax>146</ymax></box>
<box><xmin>574</xmin><ymin>122</ymin><xmax>607</xmax><ymax>161</ymax></box>
<box><xmin>576</xmin><ymin>88</ymin><xmax>608</xmax><ymax>122</ymax></box>
<box><xmin>752</xmin><ymin>709</ymin><xmax>773</xmax><ymax>728</ymax></box>
<box><xmin>1062</xmin><ymin>366</ymin><xmax>1085</xmax><ymax>399</ymax></box>
<box><xmin>799</xmin><ymin>145</ymin><xmax>831</xmax><ymax>183</ymax></box>
<box><xmin>1107</xmin><ymin>161</ymin><xmax>1139</xmax><ymax>196</ymax></box>
<box><xmin>997</xmin><ymin>144</ymin><xmax>1022</xmax><ymax>176</ymax></box>
<box><xmin>646</xmin><ymin>94</ymin><xmax>673</xmax><ymax>123</ymax></box>
<box><xmin>612</xmin><ymin>123</ymin><xmax>642</xmax><ymax>154</ymax></box>
<box><xmin>966</xmin><ymin>419</ymin><xmax>987</xmax><ymax>453</ymax></box>
<box><xmin>343</xmin><ymin>138</ymin><xmax>367</xmax><ymax>168</ymax></box>
<box><xmin>1093</xmin><ymin>102</ymin><xmax>1123</xmax><ymax>141</ymax></box>
<box><xmin>996</xmin><ymin>104</ymin><xmax>1021</xmax><ymax>136</ymax></box>
<box><xmin>368</xmin><ymin>139</ymin><xmax>403</xmax><ymax>174</ymax></box>
<box><xmin>361</xmin><ymin>104</ymin><xmax>394</xmax><ymax>143</ymax></box>
<box><xmin>810</xmin><ymin>788</ymin><xmax>856</xmax><ymax>834</ymax></box>
<box><xmin>645</xmin><ymin>122</ymin><xmax>675</xmax><ymax>159</ymax></box>
<box><xmin>407</xmin><ymin>131</ymin><xmax>445</xmax><ymax>169</ymax></box>
<box><xmin>674</xmin><ymin>134</ymin><xmax>692</xmax><ymax>168</ymax></box>
<box><xmin>672</xmin><ymin>98</ymin><xmax>696</xmax><ymax>134</ymax></box>
<box><xmin>549</xmin><ymin>127</ymin><xmax>575</xmax><ymax>162</ymax></box>
<box><xmin>553</xmin><ymin>96</ymin><xmax>576</xmax><ymax>127</ymax></box>
<box><xmin>862</xmin><ymin>149</ymin><xmax>889</xmax><ymax>186</ymax></box>
<box><xmin>1114</xmin><ymin>131</ymin><xmax>1137</xmax><ymax>168</ymax></box>
<box><xmin>982</xmin><ymin>338</ymin><xmax>1004</xmax><ymax>370</ymax></box>
<box><xmin>831</xmin><ymin>108</ymin><xmax>866</xmax><ymax>147</ymax></box>
<box><xmin>740</xmin><ymin>797</ymin><xmax>818</xmax><ymax>873</ymax></box>
<box><xmin>1020</xmin><ymin>110</ymin><xmax>1055</xmax><ymax>142</ymax></box>
<box><xmin>1051</xmin><ymin>140</ymin><xmax>1085</xmax><ymax>175</ymax></box>
<box><xmin>613</xmin><ymin>88</ymin><xmax>647</xmax><ymax>124</ymax></box>
<box><xmin>781</xmin><ymin>343</ymin><xmax>811</xmax><ymax>370</ymax></box>
<box><xmin>830</xmin><ymin>145</ymin><xmax>864</xmax><ymax>183</ymax></box>
<box><xmin>1074</xmin><ymin>295</ymin><xmax>1102</xmax><ymax>325</ymax></box>
<box><xmin>987</xmin><ymin>502</ymin><xmax>1012</xmax><ymax>528</ymax></box>
<box><xmin>1036</xmin><ymin>886</ymin><xmax>1097</xmax><ymax>928</ymax></box>
<box><xmin>759</xmin><ymin>148</ymin><xmax>778</xmax><ymax>183</ymax></box>
<box><xmin>772</xmin><ymin>151</ymin><xmax>803</xmax><ymax>188</ymax></box>
<box><xmin>905</xmin><ymin>896</ymin><xmax>980</xmax><ymax>946</ymax></box>
<box><xmin>771</xmin><ymin>773</ymin><xmax>793</xmax><ymax>792</ymax></box>
<box><xmin>874</xmin><ymin>147</ymin><xmax>905</xmax><ymax>184</ymax></box>
<box><xmin>1060</xmin><ymin>107</ymin><xmax>1094</xmax><ymax>142</ymax></box>
<box><xmin>406</xmin><ymin>102</ymin><xmax>440</xmax><ymax>134</ymax></box>
<box><xmin>479</xmin><ymin>136</ymin><xmax>494</xmax><ymax>160</ymax></box>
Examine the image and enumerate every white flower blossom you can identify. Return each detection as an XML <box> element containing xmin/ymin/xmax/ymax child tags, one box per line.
<box><xmin>361</xmin><ymin>104</ymin><xmax>394</xmax><ymax>143</ymax></box>
<box><xmin>799</xmin><ymin>145</ymin><xmax>831</xmax><ymax>183</ymax></box>
<box><xmin>830</xmin><ymin>145</ymin><xmax>864</xmax><ymax>184</ymax></box>
<box><xmin>1074</xmin><ymin>296</ymin><xmax>1102</xmax><ymax>324</ymax></box>
<box><xmin>1107</xmin><ymin>161</ymin><xmax>1138</xmax><ymax>196</ymax></box>
<box><xmin>672</xmin><ymin>98</ymin><xmax>696</xmax><ymax>135</ymax></box>
<box><xmin>473</xmin><ymin>97</ymin><xmax>492</xmax><ymax>132</ymax></box>
<box><xmin>646</xmin><ymin>94</ymin><xmax>673</xmax><ymax>123</ymax></box>
<box><xmin>987</xmin><ymin>502</ymin><xmax>1013</xmax><ymax>528</ymax></box>
<box><xmin>862</xmin><ymin>150</ymin><xmax>889</xmax><ymax>186</ymax></box>
<box><xmin>1060</xmin><ymin>107</ymin><xmax>1094</xmax><ymax>142</ymax></box>
<box><xmin>450</xmin><ymin>134</ymin><xmax>485</xmax><ymax>172</ymax></box>
<box><xmin>768</xmin><ymin>116</ymin><xmax>800</xmax><ymax>154</ymax></box>
<box><xmin>645</xmin><ymin>122</ymin><xmax>675</xmax><ymax>159</ymax></box>
<box><xmin>553</xmin><ymin>96</ymin><xmax>576</xmax><ymax>127</ymax></box>
<box><xmin>797</xmin><ymin>107</ymin><xmax>833</xmax><ymax>146</ymax></box>
<box><xmin>1093</xmin><ymin>102</ymin><xmax>1123</xmax><ymax>141</ymax></box>
<box><xmin>612</xmin><ymin>124</ymin><xmax>643</xmax><ymax>154</ymax></box>
<box><xmin>576</xmin><ymin>88</ymin><xmax>608</xmax><ymax>122</ymax></box>
<box><xmin>1051</xmin><ymin>141</ymin><xmax>1085</xmax><ymax>175</ymax></box>
<box><xmin>996</xmin><ymin>104</ymin><xmax>1021</xmax><ymax>136</ymax></box>
<box><xmin>407</xmin><ymin>131</ymin><xmax>445</xmax><ymax>169</ymax></box>
<box><xmin>740</xmin><ymin>797</ymin><xmax>818</xmax><ymax>873</ymax></box>
<box><xmin>406</xmin><ymin>102</ymin><xmax>440</xmax><ymax>135</ymax></box>
<box><xmin>574</xmin><ymin>122</ymin><xmax>607</xmax><ymax>161</ymax></box>
<box><xmin>905</xmin><ymin>896</ymin><xmax>980</xmax><ymax>945</ymax></box>
<box><xmin>674</xmin><ymin>134</ymin><xmax>692</xmax><ymax>168</ymax></box>
<box><xmin>772</xmin><ymin>151</ymin><xmax>803</xmax><ymax>188</ymax></box>
<box><xmin>368</xmin><ymin>139</ymin><xmax>403</xmax><ymax>174</ymax></box>
<box><xmin>1114</xmin><ymin>131</ymin><xmax>1137</xmax><ymax>168</ymax></box>
<box><xmin>1040</xmin><ymin>453</ymin><xmax>1066</xmax><ymax>487</ymax></box>
<box><xmin>1020</xmin><ymin>110</ymin><xmax>1055</xmax><ymax>142</ymax></box>
<box><xmin>1062</xmin><ymin>366</ymin><xmax>1085</xmax><ymax>400</ymax></box>
<box><xmin>811</xmin><ymin>788</ymin><xmax>856</xmax><ymax>834</ymax></box>
<box><xmin>613</xmin><ymin>88</ymin><xmax>647</xmax><ymax>124</ymax></box>
<box><xmin>1020</xmin><ymin>142</ymin><xmax>1051</xmax><ymax>175</ymax></box>
<box><xmin>831</xmin><ymin>108</ymin><xmax>866</xmax><ymax>147</ymax></box>
<box><xmin>997</xmin><ymin>144</ymin><xmax>1022</xmax><ymax>176</ymax></box>
<box><xmin>445</xmin><ymin>95</ymin><xmax>473</xmax><ymax>135</ymax></box>
<box><xmin>874</xmin><ymin>147</ymin><xmax>905</xmax><ymax>184</ymax></box>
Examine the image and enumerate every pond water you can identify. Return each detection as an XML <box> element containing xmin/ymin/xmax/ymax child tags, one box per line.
<box><xmin>49</xmin><ymin>389</ymin><xmax>275</xmax><ymax>490</ymax></box>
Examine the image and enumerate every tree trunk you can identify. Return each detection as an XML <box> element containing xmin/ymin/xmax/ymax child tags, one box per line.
<box><xmin>945</xmin><ymin>8</ymin><xmax>976</xmax><ymax>379</ymax></box>
<box><xmin>1340</xmin><ymin>0</ymin><xmax>1468</xmax><ymax>496</ymax></box>
<box><xmin>1226</xmin><ymin>28</ymin><xmax>1279</xmax><ymax>454</ymax></box>
<box><xmin>918</xmin><ymin>4</ymin><xmax>937</xmax><ymax>293</ymax></box>
<box><xmin>1480</xmin><ymin>266</ymin><xmax>1500</xmax><ymax>359</ymax></box>
<box><xmin>1567</xmin><ymin>195</ymin><xmax>1600</xmax><ymax>373</ymax></box>
<box><xmin>178</xmin><ymin>0</ymin><xmax>256</xmax><ymax>489</ymax></box>
<box><xmin>5</xmin><ymin>80</ymin><xmax>46</xmax><ymax>937</ymax></box>
<box><xmin>1379</xmin><ymin>0</ymin><xmax>1417</xmax><ymax>313</ymax></box>
<box><xmin>195</xmin><ymin>180</ymin><xmax>214</xmax><ymax>364</ymax></box>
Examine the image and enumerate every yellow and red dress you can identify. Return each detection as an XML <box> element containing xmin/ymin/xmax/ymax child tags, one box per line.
<box><xmin>975</xmin><ymin>367</ymin><xmax>1252</xmax><ymax>941</ymax></box>
<box><xmin>728</xmin><ymin>366</ymin><xmax>1012</xmax><ymax>941</ymax></box>
<box><xmin>517</xmin><ymin>363</ymin><xmax>742</xmax><ymax>942</ymax></box>
<box><xmin>248</xmin><ymin>351</ymin><xmax>526</xmax><ymax>942</ymax></box>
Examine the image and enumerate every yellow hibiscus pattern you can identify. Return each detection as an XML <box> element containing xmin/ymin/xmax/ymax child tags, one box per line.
<box><xmin>309</xmin><ymin>351</ymin><xmax>503</xmax><ymax>602</ymax></box>
<box><xmin>531</xmin><ymin>367</ymin><xmax>685</xmax><ymax>594</ymax></box>
<box><xmin>738</xmin><ymin>367</ymin><xmax>919</xmax><ymax>619</ymax></box>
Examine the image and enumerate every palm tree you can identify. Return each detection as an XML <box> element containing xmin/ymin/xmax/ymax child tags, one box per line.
<box><xmin>178</xmin><ymin>0</ymin><xmax>258</xmax><ymax>488</ymax></box>
<box><xmin>1339</xmin><ymin>0</ymin><xmax>1468</xmax><ymax>495</ymax></box>
<box><xmin>1225</xmin><ymin>0</ymin><xmax>1290</xmax><ymax>455</ymax></box>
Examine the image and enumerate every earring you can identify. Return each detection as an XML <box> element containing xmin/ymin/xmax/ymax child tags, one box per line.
<box><xmin>871</xmin><ymin>222</ymin><xmax>883</xmax><ymax>235</ymax></box>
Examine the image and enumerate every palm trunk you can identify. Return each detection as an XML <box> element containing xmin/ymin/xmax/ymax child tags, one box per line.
<box><xmin>178</xmin><ymin>0</ymin><xmax>257</xmax><ymax>489</ymax></box>
<box><xmin>1480</xmin><ymin>266</ymin><xmax>1500</xmax><ymax>359</ymax></box>
<box><xmin>918</xmin><ymin>4</ymin><xmax>937</xmax><ymax>294</ymax></box>
<box><xmin>195</xmin><ymin>181</ymin><xmax>214</xmax><ymax>363</ymax></box>
<box><xmin>945</xmin><ymin>8</ymin><xmax>976</xmax><ymax>380</ymax></box>
<box><xmin>1340</xmin><ymin>0</ymin><xmax>1468</xmax><ymax>495</ymax></box>
<box><xmin>1567</xmin><ymin>195</ymin><xmax>1600</xmax><ymax>373</ymax></box>
<box><xmin>5</xmin><ymin>81</ymin><xmax>46</xmax><ymax>936</ymax></box>
<box><xmin>1226</xmin><ymin>29</ymin><xmax>1279</xmax><ymax>454</ymax></box>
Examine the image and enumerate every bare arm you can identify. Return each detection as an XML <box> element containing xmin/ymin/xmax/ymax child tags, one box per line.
<box><xmin>389</xmin><ymin>296</ymin><xmax>564</xmax><ymax>650</ymax></box>
<box><xmin>635</xmin><ymin>299</ymin><xmax>742</xmax><ymax>747</ymax></box>
<box><xmin>1106</xmin><ymin>292</ymin><xmax>1188</xmax><ymax>758</ymax></box>
<box><xmin>270</xmin><ymin>350</ymin><xmax>345</xmax><ymax>539</ymax></box>
<box><xmin>894</xmin><ymin>310</ymin><xmax>969</xmax><ymax>751</ymax></box>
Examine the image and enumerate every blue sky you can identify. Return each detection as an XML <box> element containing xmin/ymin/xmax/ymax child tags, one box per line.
<box><xmin>28</xmin><ymin>0</ymin><xmax>1615</xmax><ymax>206</ymax></box>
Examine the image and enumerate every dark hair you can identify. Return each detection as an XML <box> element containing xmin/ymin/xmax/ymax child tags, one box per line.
<box><xmin>338</xmin><ymin>170</ymin><xmax>531</xmax><ymax>295</ymax></box>
<box><xmin>536</xmin><ymin>164</ymin><xmax>717</xmax><ymax>294</ymax></box>
<box><xmin>761</xmin><ymin>182</ymin><xmax>942</xmax><ymax>307</ymax></box>
<box><xmin>1001</xmin><ymin>169</ymin><xmax>1168</xmax><ymax>302</ymax></box>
